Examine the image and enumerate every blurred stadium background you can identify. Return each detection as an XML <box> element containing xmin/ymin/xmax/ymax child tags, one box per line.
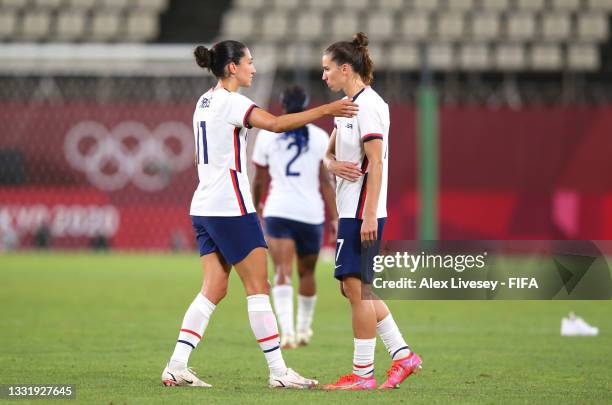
<box><xmin>1</xmin><ymin>0</ymin><xmax>612</xmax><ymax>251</ymax></box>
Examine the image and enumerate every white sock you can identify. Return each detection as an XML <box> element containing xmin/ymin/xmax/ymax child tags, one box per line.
<box><xmin>271</xmin><ymin>285</ymin><xmax>295</xmax><ymax>338</ymax></box>
<box><xmin>352</xmin><ymin>338</ymin><xmax>376</xmax><ymax>377</ymax></box>
<box><xmin>169</xmin><ymin>293</ymin><xmax>216</xmax><ymax>370</ymax></box>
<box><xmin>377</xmin><ymin>313</ymin><xmax>411</xmax><ymax>360</ymax></box>
<box><xmin>247</xmin><ymin>294</ymin><xmax>288</xmax><ymax>376</ymax></box>
<box><xmin>296</xmin><ymin>294</ymin><xmax>317</xmax><ymax>334</ymax></box>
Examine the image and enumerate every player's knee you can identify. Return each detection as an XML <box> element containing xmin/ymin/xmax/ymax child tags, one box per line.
<box><xmin>339</xmin><ymin>283</ymin><xmax>348</xmax><ymax>299</ymax></box>
<box><xmin>274</xmin><ymin>267</ymin><xmax>292</xmax><ymax>285</ymax></box>
<box><xmin>342</xmin><ymin>281</ymin><xmax>362</xmax><ymax>303</ymax></box>
<box><xmin>202</xmin><ymin>286</ymin><xmax>227</xmax><ymax>305</ymax></box>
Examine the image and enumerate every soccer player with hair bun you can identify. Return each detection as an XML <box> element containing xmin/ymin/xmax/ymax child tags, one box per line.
<box><xmin>321</xmin><ymin>32</ymin><xmax>423</xmax><ymax>390</ymax></box>
<box><xmin>160</xmin><ymin>39</ymin><xmax>358</xmax><ymax>389</ymax></box>
<box><xmin>252</xmin><ymin>85</ymin><xmax>338</xmax><ymax>350</ymax></box>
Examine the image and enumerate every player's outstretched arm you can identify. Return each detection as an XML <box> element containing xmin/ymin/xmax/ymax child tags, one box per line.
<box><xmin>247</xmin><ymin>100</ymin><xmax>358</xmax><ymax>133</ymax></box>
<box><xmin>325</xmin><ymin>129</ymin><xmax>363</xmax><ymax>182</ymax></box>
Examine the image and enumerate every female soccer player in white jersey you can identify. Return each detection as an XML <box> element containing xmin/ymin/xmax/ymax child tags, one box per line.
<box><xmin>160</xmin><ymin>40</ymin><xmax>358</xmax><ymax>389</ymax></box>
<box><xmin>321</xmin><ymin>33</ymin><xmax>423</xmax><ymax>390</ymax></box>
<box><xmin>251</xmin><ymin>85</ymin><xmax>338</xmax><ymax>349</ymax></box>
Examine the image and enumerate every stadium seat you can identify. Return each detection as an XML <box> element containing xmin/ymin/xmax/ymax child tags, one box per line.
<box><xmin>550</xmin><ymin>0</ymin><xmax>581</xmax><ymax>11</ymax></box>
<box><xmin>66</xmin><ymin>0</ymin><xmax>97</xmax><ymax>11</ymax></box>
<box><xmin>125</xmin><ymin>11</ymin><xmax>159</xmax><ymax>42</ymax></box>
<box><xmin>133</xmin><ymin>0</ymin><xmax>168</xmax><ymax>12</ymax></box>
<box><xmin>400</xmin><ymin>11</ymin><xmax>430</xmax><ymax>40</ymax></box>
<box><xmin>541</xmin><ymin>13</ymin><xmax>571</xmax><ymax>41</ymax></box>
<box><xmin>306</xmin><ymin>0</ymin><xmax>335</xmax><ymax>10</ymax></box>
<box><xmin>577</xmin><ymin>13</ymin><xmax>609</xmax><ymax>41</ymax></box>
<box><xmin>2</xmin><ymin>0</ymin><xmax>30</xmax><ymax>9</ymax></box>
<box><xmin>330</xmin><ymin>12</ymin><xmax>361</xmax><ymax>39</ymax></box>
<box><xmin>54</xmin><ymin>9</ymin><xmax>86</xmax><ymax>41</ymax></box>
<box><xmin>389</xmin><ymin>43</ymin><xmax>419</xmax><ymax>70</ymax></box>
<box><xmin>587</xmin><ymin>0</ymin><xmax>612</xmax><ymax>10</ymax></box>
<box><xmin>33</xmin><ymin>0</ymin><xmax>64</xmax><ymax>9</ymax></box>
<box><xmin>446</xmin><ymin>0</ymin><xmax>474</xmax><ymax>12</ymax></box>
<box><xmin>481</xmin><ymin>0</ymin><xmax>510</xmax><ymax>11</ymax></box>
<box><xmin>270</xmin><ymin>0</ymin><xmax>300</xmax><ymax>10</ymax></box>
<box><xmin>567</xmin><ymin>43</ymin><xmax>600</xmax><ymax>70</ymax></box>
<box><xmin>20</xmin><ymin>10</ymin><xmax>52</xmax><ymax>40</ymax></box>
<box><xmin>220</xmin><ymin>11</ymin><xmax>255</xmax><ymax>41</ymax></box>
<box><xmin>459</xmin><ymin>43</ymin><xmax>491</xmax><ymax>70</ymax></box>
<box><xmin>436</xmin><ymin>12</ymin><xmax>465</xmax><ymax>40</ymax></box>
<box><xmin>480</xmin><ymin>0</ymin><xmax>509</xmax><ymax>12</ymax></box>
<box><xmin>90</xmin><ymin>11</ymin><xmax>121</xmax><ymax>41</ymax></box>
<box><xmin>100</xmin><ymin>0</ymin><xmax>132</xmax><ymax>11</ymax></box>
<box><xmin>231</xmin><ymin>0</ymin><xmax>265</xmax><ymax>11</ymax></box>
<box><xmin>295</xmin><ymin>11</ymin><xmax>325</xmax><ymax>42</ymax></box>
<box><xmin>428</xmin><ymin>42</ymin><xmax>455</xmax><ymax>70</ymax></box>
<box><xmin>367</xmin><ymin>44</ymin><xmax>386</xmax><ymax>68</ymax></box>
<box><xmin>470</xmin><ymin>12</ymin><xmax>500</xmax><ymax>41</ymax></box>
<box><xmin>494</xmin><ymin>43</ymin><xmax>527</xmax><ymax>70</ymax></box>
<box><xmin>412</xmin><ymin>0</ymin><xmax>439</xmax><ymax>11</ymax></box>
<box><xmin>506</xmin><ymin>12</ymin><xmax>536</xmax><ymax>41</ymax></box>
<box><xmin>374</xmin><ymin>0</ymin><xmax>404</xmax><ymax>11</ymax></box>
<box><xmin>0</xmin><ymin>11</ymin><xmax>17</xmax><ymax>39</ymax></box>
<box><xmin>339</xmin><ymin>0</ymin><xmax>370</xmax><ymax>9</ymax></box>
<box><xmin>530</xmin><ymin>43</ymin><xmax>562</xmax><ymax>70</ymax></box>
<box><xmin>260</xmin><ymin>11</ymin><xmax>290</xmax><ymax>41</ymax></box>
<box><xmin>282</xmin><ymin>43</ymin><xmax>321</xmax><ymax>70</ymax></box>
<box><xmin>515</xmin><ymin>0</ymin><xmax>545</xmax><ymax>11</ymax></box>
<box><xmin>365</xmin><ymin>11</ymin><xmax>395</xmax><ymax>41</ymax></box>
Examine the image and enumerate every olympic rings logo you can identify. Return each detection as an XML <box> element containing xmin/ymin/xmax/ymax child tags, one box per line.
<box><xmin>64</xmin><ymin>121</ymin><xmax>193</xmax><ymax>191</ymax></box>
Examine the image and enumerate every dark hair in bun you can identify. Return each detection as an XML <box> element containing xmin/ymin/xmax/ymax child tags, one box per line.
<box><xmin>324</xmin><ymin>32</ymin><xmax>374</xmax><ymax>85</ymax></box>
<box><xmin>194</xmin><ymin>40</ymin><xmax>247</xmax><ymax>78</ymax></box>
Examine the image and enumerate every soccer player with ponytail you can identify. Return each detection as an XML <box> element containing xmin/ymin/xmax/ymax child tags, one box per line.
<box><xmin>160</xmin><ymin>40</ymin><xmax>357</xmax><ymax>389</ymax></box>
<box><xmin>252</xmin><ymin>85</ymin><xmax>338</xmax><ymax>350</ymax></box>
<box><xmin>321</xmin><ymin>33</ymin><xmax>423</xmax><ymax>390</ymax></box>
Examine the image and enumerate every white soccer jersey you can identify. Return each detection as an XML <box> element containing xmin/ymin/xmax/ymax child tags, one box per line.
<box><xmin>252</xmin><ymin>124</ymin><xmax>329</xmax><ymax>224</ymax></box>
<box><xmin>334</xmin><ymin>86</ymin><xmax>389</xmax><ymax>219</ymax></box>
<box><xmin>190</xmin><ymin>87</ymin><xmax>258</xmax><ymax>216</ymax></box>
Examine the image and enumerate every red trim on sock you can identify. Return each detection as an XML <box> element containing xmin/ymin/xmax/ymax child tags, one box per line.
<box><xmin>180</xmin><ymin>329</ymin><xmax>202</xmax><ymax>340</ymax></box>
<box><xmin>353</xmin><ymin>363</ymin><xmax>374</xmax><ymax>369</ymax></box>
<box><xmin>257</xmin><ymin>334</ymin><xmax>279</xmax><ymax>343</ymax></box>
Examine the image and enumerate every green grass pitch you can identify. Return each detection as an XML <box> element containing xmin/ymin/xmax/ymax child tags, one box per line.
<box><xmin>1</xmin><ymin>253</ymin><xmax>611</xmax><ymax>404</ymax></box>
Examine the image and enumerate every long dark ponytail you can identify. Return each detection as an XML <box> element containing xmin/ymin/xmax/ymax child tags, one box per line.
<box><xmin>194</xmin><ymin>40</ymin><xmax>247</xmax><ymax>78</ymax></box>
<box><xmin>280</xmin><ymin>85</ymin><xmax>310</xmax><ymax>151</ymax></box>
<box><xmin>324</xmin><ymin>32</ymin><xmax>374</xmax><ymax>85</ymax></box>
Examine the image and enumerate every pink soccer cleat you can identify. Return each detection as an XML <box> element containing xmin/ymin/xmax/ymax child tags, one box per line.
<box><xmin>379</xmin><ymin>352</ymin><xmax>423</xmax><ymax>389</ymax></box>
<box><xmin>324</xmin><ymin>373</ymin><xmax>377</xmax><ymax>390</ymax></box>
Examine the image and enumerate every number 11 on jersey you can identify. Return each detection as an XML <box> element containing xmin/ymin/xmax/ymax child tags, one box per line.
<box><xmin>197</xmin><ymin>121</ymin><xmax>208</xmax><ymax>164</ymax></box>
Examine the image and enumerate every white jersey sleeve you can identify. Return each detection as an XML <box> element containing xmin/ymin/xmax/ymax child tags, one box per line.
<box><xmin>227</xmin><ymin>92</ymin><xmax>257</xmax><ymax>128</ymax></box>
<box><xmin>357</xmin><ymin>101</ymin><xmax>385</xmax><ymax>142</ymax></box>
<box><xmin>251</xmin><ymin>131</ymin><xmax>269</xmax><ymax>167</ymax></box>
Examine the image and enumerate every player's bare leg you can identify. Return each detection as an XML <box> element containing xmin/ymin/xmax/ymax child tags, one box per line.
<box><xmin>371</xmin><ymin>295</ymin><xmax>422</xmax><ymax>389</ymax></box>
<box><xmin>325</xmin><ymin>276</ymin><xmax>377</xmax><ymax>390</ymax></box>
<box><xmin>296</xmin><ymin>254</ymin><xmax>318</xmax><ymax>345</ymax></box>
<box><xmin>234</xmin><ymin>247</ymin><xmax>317</xmax><ymax>389</ymax></box>
<box><xmin>268</xmin><ymin>238</ymin><xmax>298</xmax><ymax>348</ymax></box>
<box><xmin>162</xmin><ymin>252</ymin><xmax>230</xmax><ymax>387</ymax></box>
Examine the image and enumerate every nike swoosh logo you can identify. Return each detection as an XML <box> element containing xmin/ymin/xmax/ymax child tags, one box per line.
<box><xmin>335</xmin><ymin>265</ymin><xmax>342</xmax><ymax>269</ymax></box>
<box><xmin>275</xmin><ymin>379</ymin><xmax>285</xmax><ymax>387</ymax></box>
<box><xmin>181</xmin><ymin>377</ymin><xmax>194</xmax><ymax>384</ymax></box>
<box><xmin>168</xmin><ymin>372</ymin><xmax>177</xmax><ymax>382</ymax></box>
